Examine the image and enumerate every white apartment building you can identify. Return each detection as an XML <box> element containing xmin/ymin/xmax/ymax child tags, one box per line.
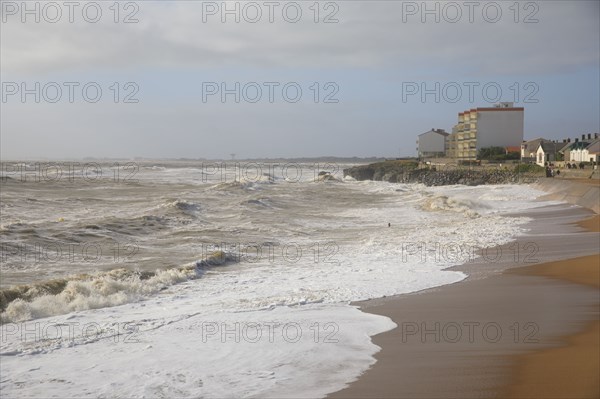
<box><xmin>447</xmin><ymin>102</ymin><xmax>524</xmax><ymax>160</ymax></box>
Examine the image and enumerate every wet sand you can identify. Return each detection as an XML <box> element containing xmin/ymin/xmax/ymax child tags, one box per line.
<box><xmin>505</xmin><ymin>254</ymin><xmax>599</xmax><ymax>398</ymax></box>
<box><xmin>577</xmin><ymin>214</ymin><xmax>600</xmax><ymax>232</ymax></box>
<box><xmin>329</xmin><ymin>205</ymin><xmax>599</xmax><ymax>398</ymax></box>
<box><xmin>503</xmin><ymin>213</ymin><xmax>599</xmax><ymax>398</ymax></box>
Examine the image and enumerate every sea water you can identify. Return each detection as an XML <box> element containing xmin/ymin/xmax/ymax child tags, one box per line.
<box><xmin>0</xmin><ymin>161</ymin><xmax>557</xmax><ymax>398</ymax></box>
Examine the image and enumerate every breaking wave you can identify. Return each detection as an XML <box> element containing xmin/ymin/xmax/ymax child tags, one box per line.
<box><xmin>243</xmin><ymin>198</ymin><xmax>274</xmax><ymax>208</ymax></box>
<box><xmin>210</xmin><ymin>181</ymin><xmax>258</xmax><ymax>191</ymax></box>
<box><xmin>0</xmin><ymin>251</ymin><xmax>237</xmax><ymax>323</ymax></box>
<box><xmin>420</xmin><ymin>195</ymin><xmax>485</xmax><ymax>218</ymax></box>
<box><xmin>314</xmin><ymin>172</ymin><xmax>343</xmax><ymax>183</ymax></box>
<box><xmin>159</xmin><ymin>199</ymin><xmax>201</xmax><ymax>216</ymax></box>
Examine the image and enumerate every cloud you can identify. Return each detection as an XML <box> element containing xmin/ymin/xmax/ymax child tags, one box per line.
<box><xmin>1</xmin><ymin>1</ymin><xmax>598</xmax><ymax>159</ymax></box>
<box><xmin>2</xmin><ymin>1</ymin><xmax>598</xmax><ymax>76</ymax></box>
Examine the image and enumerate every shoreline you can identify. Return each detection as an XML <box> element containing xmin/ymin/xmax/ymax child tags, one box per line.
<box><xmin>329</xmin><ymin>189</ymin><xmax>599</xmax><ymax>398</ymax></box>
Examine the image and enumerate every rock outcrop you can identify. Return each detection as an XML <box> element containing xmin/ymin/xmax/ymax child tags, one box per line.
<box><xmin>343</xmin><ymin>161</ymin><xmax>544</xmax><ymax>186</ymax></box>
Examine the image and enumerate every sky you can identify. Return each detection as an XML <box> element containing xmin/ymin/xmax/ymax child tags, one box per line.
<box><xmin>1</xmin><ymin>0</ymin><xmax>599</xmax><ymax>159</ymax></box>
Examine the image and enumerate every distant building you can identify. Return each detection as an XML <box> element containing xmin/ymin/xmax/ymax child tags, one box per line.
<box><xmin>505</xmin><ymin>146</ymin><xmax>521</xmax><ymax>154</ymax></box>
<box><xmin>416</xmin><ymin>128</ymin><xmax>449</xmax><ymax>159</ymax></box>
<box><xmin>558</xmin><ymin>134</ymin><xmax>599</xmax><ymax>163</ymax></box>
<box><xmin>586</xmin><ymin>139</ymin><xmax>600</xmax><ymax>164</ymax></box>
<box><xmin>446</xmin><ymin>102</ymin><xmax>524</xmax><ymax>160</ymax></box>
<box><xmin>535</xmin><ymin>142</ymin><xmax>563</xmax><ymax>166</ymax></box>
<box><xmin>570</xmin><ymin>139</ymin><xmax>600</xmax><ymax>163</ymax></box>
<box><xmin>521</xmin><ymin>138</ymin><xmax>550</xmax><ymax>161</ymax></box>
<box><xmin>559</xmin><ymin>140</ymin><xmax>574</xmax><ymax>162</ymax></box>
<box><xmin>565</xmin><ymin>141</ymin><xmax>592</xmax><ymax>162</ymax></box>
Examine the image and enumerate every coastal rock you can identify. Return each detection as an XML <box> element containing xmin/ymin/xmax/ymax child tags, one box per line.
<box><xmin>343</xmin><ymin>162</ymin><xmax>544</xmax><ymax>187</ymax></box>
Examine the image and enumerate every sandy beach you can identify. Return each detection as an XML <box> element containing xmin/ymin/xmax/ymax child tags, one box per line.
<box><xmin>505</xmin><ymin>255</ymin><xmax>599</xmax><ymax>398</ymax></box>
<box><xmin>504</xmin><ymin>214</ymin><xmax>599</xmax><ymax>398</ymax></box>
<box><xmin>330</xmin><ymin>196</ymin><xmax>600</xmax><ymax>398</ymax></box>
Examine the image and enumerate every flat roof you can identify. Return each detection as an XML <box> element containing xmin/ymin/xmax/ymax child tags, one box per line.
<box><xmin>476</xmin><ymin>107</ymin><xmax>525</xmax><ymax>111</ymax></box>
<box><xmin>457</xmin><ymin>107</ymin><xmax>524</xmax><ymax>116</ymax></box>
<box><xmin>418</xmin><ymin>129</ymin><xmax>449</xmax><ymax>137</ymax></box>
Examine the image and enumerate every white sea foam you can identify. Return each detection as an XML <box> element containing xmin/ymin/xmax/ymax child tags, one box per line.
<box><xmin>1</xmin><ymin>267</ymin><xmax>201</xmax><ymax>323</ymax></box>
<box><xmin>0</xmin><ymin>303</ymin><xmax>395</xmax><ymax>399</ymax></box>
<box><xmin>0</xmin><ymin>170</ymin><xmax>555</xmax><ymax>398</ymax></box>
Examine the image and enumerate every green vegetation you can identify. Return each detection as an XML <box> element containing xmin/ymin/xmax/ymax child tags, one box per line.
<box><xmin>378</xmin><ymin>160</ymin><xmax>419</xmax><ymax>170</ymax></box>
<box><xmin>458</xmin><ymin>160</ymin><xmax>481</xmax><ymax>166</ymax></box>
<box><xmin>514</xmin><ymin>163</ymin><xmax>545</xmax><ymax>174</ymax></box>
<box><xmin>343</xmin><ymin>160</ymin><xmax>420</xmax><ymax>181</ymax></box>
<box><xmin>478</xmin><ymin>147</ymin><xmax>520</xmax><ymax>161</ymax></box>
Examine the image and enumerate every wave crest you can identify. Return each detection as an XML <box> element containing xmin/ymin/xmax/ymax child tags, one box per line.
<box><xmin>420</xmin><ymin>195</ymin><xmax>482</xmax><ymax>218</ymax></box>
<box><xmin>0</xmin><ymin>251</ymin><xmax>237</xmax><ymax>323</ymax></box>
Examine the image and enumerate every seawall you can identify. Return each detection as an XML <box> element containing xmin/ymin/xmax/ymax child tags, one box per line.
<box><xmin>534</xmin><ymin>179</ymin><xmax>600</xmax><ymax>214</ymax></box>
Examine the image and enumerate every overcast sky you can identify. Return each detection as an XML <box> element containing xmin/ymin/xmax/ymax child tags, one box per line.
<box><xmin>1</xmin><ymin>0</ymin><xmax>599</xmax><ymax>159</ymax></box>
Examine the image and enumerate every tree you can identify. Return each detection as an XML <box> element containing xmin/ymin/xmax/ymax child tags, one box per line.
<box><xmin>478</xmin><ymin>147</ymin><xmax>506</xmax><ymax>160</ymax></box>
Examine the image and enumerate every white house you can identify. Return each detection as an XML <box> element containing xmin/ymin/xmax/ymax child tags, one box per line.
<box><xmin>572</xmin><ymin>139</ymin><xmax>600</xmax><ymax>163</ymax></box>
<box><xmin>521</xmin><ymin>138</ymin><xmax>549</xmax><ymax>161</ymax></box>
<box><xmin>535</xmin><ymin>142</ymin><xmax>562</xmax><ymax>166</ymax></box>
<box><xmin>566</xmin><ymin>141</ymin><xmax>593</xmax><ymax>162</ymax></box>
<box><xmin>417</xmin><ymin>129</ymin><xmax>449</xmax><ymax>158</ymax></box>
<box><xmin>585</xmin><ymin>140</ymin><xmax>600</xmax><ymax>164</ymax></box>
<box><xmin>559</xmin><ymin>134</ymin><xmax>600</xmax><ymax>163</ymax></box>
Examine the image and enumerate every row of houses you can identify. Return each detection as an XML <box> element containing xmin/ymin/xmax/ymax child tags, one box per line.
<box><xmin>417</xmin><ymin>102</ymin><xmax>524</xmax><ymax>161</ymax></box>
<box><xmin>416</xmin><ymin>102</ymin><xmax>599</xmax><ymax>166</ymax></box>
<box><xmin>522</xmin><ymin>134</ymin><xmax>600</xmax><ymax>166</ymax></box>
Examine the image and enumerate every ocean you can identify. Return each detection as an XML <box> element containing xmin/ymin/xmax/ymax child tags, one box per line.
<box><xmin>0</xmin><ymin>161</ymin><xmax>557</xmax><ymax>398</ymax></box>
